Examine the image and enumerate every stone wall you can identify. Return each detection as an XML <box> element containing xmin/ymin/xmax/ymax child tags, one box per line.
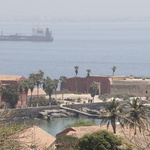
<box><xmin>63</xmin><ymin>76</ymin><xmax>150</xmax><ymax>97</ymax></box>
<box><xmin>111</xmin><ymin>80</ymin><xmax>150</xmax><ymax>97</ymax></box>
<box><xmin>0</xmin><ymin>105</ymin><xmax>60</xmax><ymax>122</ymax></box>
<box><xmin>63</xmin><ymin>76</ymin><xmax>111</xmax><ymax>95</ymax></box>
<box><xmin>63</xmin><ymin>102</ymin><xmax>107</xmax><ymax>111</ymax></box>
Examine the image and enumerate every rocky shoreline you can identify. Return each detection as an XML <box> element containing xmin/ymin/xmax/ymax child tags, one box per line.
<box><xmin>0</xmin><ymin>103</ymin><xmax>108</xmax><ymax>122</ymax></box>
<box><xmin>38</xmin><ymin>106</ymin><xmax>104</xmax><ymax>120</ymax></box>
<box><xmin>38</xmin><ymin>108</ymin><xmax>78</xmax><ymax>120</ymax></box>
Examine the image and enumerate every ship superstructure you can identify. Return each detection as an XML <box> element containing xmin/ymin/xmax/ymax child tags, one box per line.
<box><xmin>0</xmin><ymin>28</ymin><xmax>53</xmax><ymax>42</ymax></box>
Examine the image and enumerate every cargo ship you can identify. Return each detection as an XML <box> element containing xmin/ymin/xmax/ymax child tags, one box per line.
<box><xmin>0</xmin><ymin>28</ymin><xmax>53</xmax><ymax>42</ymax></box>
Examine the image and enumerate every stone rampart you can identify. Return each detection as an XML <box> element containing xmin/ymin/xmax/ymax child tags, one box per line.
<box><xmin>111</xmin><ymin>80</ymin><xmax>150</xmax><ymax>96</ymax></box>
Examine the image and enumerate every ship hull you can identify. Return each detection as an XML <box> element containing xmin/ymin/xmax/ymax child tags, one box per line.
<box><xmin>0</xmin><ymin>35</ymin><xmax>53</xmax><ymax>42</ymax></box>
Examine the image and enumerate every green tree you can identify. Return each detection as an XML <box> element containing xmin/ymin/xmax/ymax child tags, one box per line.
<box><xmin>89</xmin><ymin>82</ymin><xmax>98</xmax><ymax>102</ymax></box>
<box><xmin>59</xmin><ymin>76</ymin><xmax>67</xmax><ymax>101</ymax></box>
<box><xmin>74</xmin><ymin>66</ymin><xmax>79</xmax><ymax>93</ymax></box>
<box><xmin>100</xmin><ymin>98</ymin><xmax>123</xmax><ymax>134</ymax></box>
<box><xmin>112</xmin><ymin>66</ymin><xmax>117</xmax><ymax>76</ymax></box>
<box><xmin>86</xmin><ymin>69</ymin><xmax>91</xmax><ymax>77</ymax></box>
<box><xmin>77</xmin><ymin>130</ymin><xmax>122</xmax><ymax>150</ymax></box>
<box><xmin>29</xmin><ymin>70</ymin><xmax>44</xmax><ymax>98</ymax></box>
<box><xmin>53</xmin><ymin>79</ymin><xmax>59</xmax><ymax>100</ymax></box>
<box><xmin>17</xmin><ymin>79</ymin><xmax>28</xmax><ymax>107</ymax></box>
<box><xmin>0</xmin><ymin>83</ymin><xmax>5</xmax><ymax>95</ymax></box>
<box><xmin>56</xmin><ymin>135</ymin><xmax>78</xmax><ymax>150</ymax></box>
<box><xmin>43</xmin><ymin>76</ymin><xmax>54</xmax><ymax>103</ymax></box>
<box><xmin>66</xmin><ymin>120</ymin><xmax>95</xmax><ymax>128</ymax></box>
<box><xmin>123</xmin><ymin>98</ymin><xmax>148</xmax><ymax>135</ymax></box>
<box><xmin>86</xmin><ymin>69</ymin><xmax>91</xmax><ymax>93</ymax></box>
<box><xmin>27</xmin><ymin>79</ymin><xmax>35</xmax><ymax>107</ymax></box>
<box><xmin>0</xmin><ymin>83</ymin><xmax>5</xmax><ymax>108</ymax></box>
<box><xmin>0</xmin><ymin>124</ymin><xmax>28</xmax><ymax>150</ymax></box>
<box><xmin>2</xmin><ymin>86</ymin><xmax>19</xmax><ymax>108</ymax></box>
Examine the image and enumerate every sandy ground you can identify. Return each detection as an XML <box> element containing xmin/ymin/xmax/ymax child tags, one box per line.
<box><xmin>51</xmin><ymin>93</ymin><xmax>102</xmax><ymax>103</ymax></box>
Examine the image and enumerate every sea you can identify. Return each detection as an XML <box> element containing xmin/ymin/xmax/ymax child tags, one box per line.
<box><xmin>0</xmin><ymin>20</ymin><xmax>150</xmax><ymax>80</ymax></box>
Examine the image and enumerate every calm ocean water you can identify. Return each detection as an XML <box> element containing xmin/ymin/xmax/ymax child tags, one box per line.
<box><xmin>38</xmin><ymin>117</ymin><xmax>101</xmax><ymax>137</ymax></box>
<box><xmin>0</xmin><ymin>21</ymin><xmax>150</xmax><ymax>79</ymax></box>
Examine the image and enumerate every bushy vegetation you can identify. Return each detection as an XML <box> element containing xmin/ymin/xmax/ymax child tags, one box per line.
<box><xmin>56</xmin><ymin>130</ymin><xmax>132</xmax><ymax>150</ymax></box>
<box><xmin>0</xmin><ymin>124</ymin><xmax>28</xmax><ymax>150</ymax></box>
<box><xmin>66</xmin><ymin>120</ymin><xmax>95</xmax><ymax>128</ymax></box>
<box><xmin>77</xmin><ymin>130</ymin><xmax>123</xmax><ymax>150</ymax></box>
<box><xmin>29</xmin><ymin>96</ymin><xmax>60</xmax><ymax>107</ymax></box>
<box><xmin>2</xmin><ymin>86</ymin><xmax>19</xmax><ymax>108</ymax></box>
<box><xmin>89</xmin><ymin>82</ymin><xmax>99</xmax><ymax>100</ymax></box>
<box><xmin>77</xmin><ymin>97</ymin><xmax>81</xmax><ymax>103</ymax></box>
<box><xmin>99</xmin><ymin>98</ymin><xmax>150</xmax><ymax>149</ymax></box>
<box><xmin>56</xmin><ymin>135</ymin><xmax>78</xmax><ymax>150</ymax></box>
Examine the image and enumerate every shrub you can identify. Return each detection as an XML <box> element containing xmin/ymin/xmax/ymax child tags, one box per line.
<box><xmin>66</xmin><ymin>120</ymin><xmax>95</xmax><ymax>128</ymax></box>
<box><xmin>56</xmin><ymin>135</ymin><xmax>78</xmax><ymax>150</ymax></box>
<box><xmin>0</xmin><ymin>124</ymin><xmax>28</xmax><ymax>150</ymax></box>
<box><xmin>77</xmin><ymin>130</ymin><xmax>122</xmax><ymax>150</ymax></box>
<box><xmin>0</xmin><ymin>103</ymin><xmax>4</xmax><ymax>109</ymax></box>
<box><xmin>30</xmin><ymin>96</ymin><xmax>60</xmax><ymax>107</ymax></box>
<box><xmin>77</xmin><ymin>97</ymin><xmax>81</xmax><ymax>103</ymax></box>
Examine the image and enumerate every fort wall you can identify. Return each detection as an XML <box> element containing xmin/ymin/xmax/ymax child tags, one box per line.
<box><xmin>63</xmin><ymin>76</ymin><xmax>150</xmax><ymax>97</ymax></box>
<box><xmin>63</xmin><ymin>76</ymin><xmax>111</xmax><ymax>95</ymax></box>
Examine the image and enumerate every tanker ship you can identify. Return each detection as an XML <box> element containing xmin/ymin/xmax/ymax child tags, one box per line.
<box><xmin>0</xmin><ymin>28</ymin><xmax>53</xmax><ymax>42</ymax></box>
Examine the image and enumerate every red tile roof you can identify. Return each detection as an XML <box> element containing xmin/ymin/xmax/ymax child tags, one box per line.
<box><xmin>16</xmin><ymin>126</ymin><xmax>56</xmax><ymax>150</ymax></box>
<box><xmin>0</xmin><ymin>75</ymin><xmax>25</xmax><ymax>81</ymax></box>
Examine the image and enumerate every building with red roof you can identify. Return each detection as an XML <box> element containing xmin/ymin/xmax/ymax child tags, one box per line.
<box><xmin>0</xmin><ymin>75</ymin><xmax>27</xmax><ymax>108</ymax></box>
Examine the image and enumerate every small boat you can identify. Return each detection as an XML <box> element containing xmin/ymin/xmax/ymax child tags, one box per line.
<box><xmin>0</xmin><ymin>28</ymin><xmax>53</xmax><ymax>42</ymax></box>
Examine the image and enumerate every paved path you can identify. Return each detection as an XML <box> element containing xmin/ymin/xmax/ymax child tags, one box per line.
<box><xmin>60</xmin><ymin>106</ymin><xmax>100</xmax><ymax>118</ymax></box>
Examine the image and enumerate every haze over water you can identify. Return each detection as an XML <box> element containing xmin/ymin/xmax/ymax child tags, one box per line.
<box><xmin>0</xmin><ymin>21</ymin><xmax>150</xmax><ymax>79</ymax></box>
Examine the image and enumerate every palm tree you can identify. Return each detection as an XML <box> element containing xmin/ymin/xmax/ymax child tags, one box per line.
<box><xmin>24</xmin><ymin>80</ymin><xmax>29</xmax><ymax>95</ymax></box>
<box><xmin>17</xmin><ymin>80</ymin><xmax>25</xmax><ymax>107</ymax></box>
<box><xmin>112</xmin><ymin>66</ymin><xmax>117</xmax><ymax>76</ymax></box>
<box><xmin>36</xmin><ymin>70</ymin><xmax>44</xmax><ymax>97</ymax></box>
<box><xmin>53</xmin><ymin>79</ymin><xmax>59</xmax><ymax>100</ymax></box>
<box><xmin>74</xmin><ymin>66</ymin><xmax>79</xmax><ymax>76</ymax></box>
<box><xmin>123</xmin><ymin>98</ymin><xmax>148</xmax><ymax>135</ymax></box>
<box><xmin>59</xmin><ymin>76</ymin><xmax>67</xmax><ymax>101</ymax></box>
<box><xmin>43</xmin><ymin>76</ymin><xmax>54</xmax><ymax>103</ymax></box>
<box><xmin>27</xmin><ymin>79</ymin><xmax>35</xmax><ymax>107</ymax></box>
<box><xmin>100</xmin><ymin>98</ymin><xmax>123</xmax><ymax>134</ymax></box>
<box><xmin>29</xmin><ymin>70</ymin><xmax>44</xmax><ymax>98</ymax></box>
<box><xmin>86</xmin><ymin>69</ymin><xmax>91</xmax><ymax>93</ymax></box>
<box><xmin>74</xmin><ymin>66</ymin><xmax>79</xmax><ymax>93</ymax></box>
<box><xmin>89</xmin><ymin>82</ymin><xmax>98</xmax><ymax>102</ymax></box>
<box><xmin>18</xmin><ymin>79</ymin><xmax>29</xmax><ymax>107</ymax></box>
<box><xmin>86</xmin><ymin>69</ymin><xmax>91</xmax><ymax>77</ymax></box>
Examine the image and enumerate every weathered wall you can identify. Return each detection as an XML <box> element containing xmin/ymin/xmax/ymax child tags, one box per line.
<box><xmin>111</xmin><ymin>79</ymin><xmax>150</xmax><ymax>97</ymax></box>
<box><xmin>63</xmin><ymin>76</ymin><xmax>111</xmax><ymax>95</ymax></box>
<box><xmin>64</xmin><ymin>76</ymin><xmax>150</xmax><ymax>97</ymax></box>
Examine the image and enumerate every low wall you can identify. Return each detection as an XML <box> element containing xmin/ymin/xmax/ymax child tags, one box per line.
<box><xmin>1</xmin><ymin>103</ymin><xmax>108</xmax><ymax>122</ymax></box>
<box><xmin>63</xmin><ymin>102</ymin><xmax>107</xmax><ymax>111</ymax></box>
<box><xmin>0</xmin><ymin>105</ymin><xmax>60</xmax><ymax>122</ymax></box>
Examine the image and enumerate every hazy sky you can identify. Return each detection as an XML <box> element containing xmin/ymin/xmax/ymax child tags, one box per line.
<box><xmin>0</xmin><ymin>0</ymin><xmax>150</xmax><ymax>18</ymax></box>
